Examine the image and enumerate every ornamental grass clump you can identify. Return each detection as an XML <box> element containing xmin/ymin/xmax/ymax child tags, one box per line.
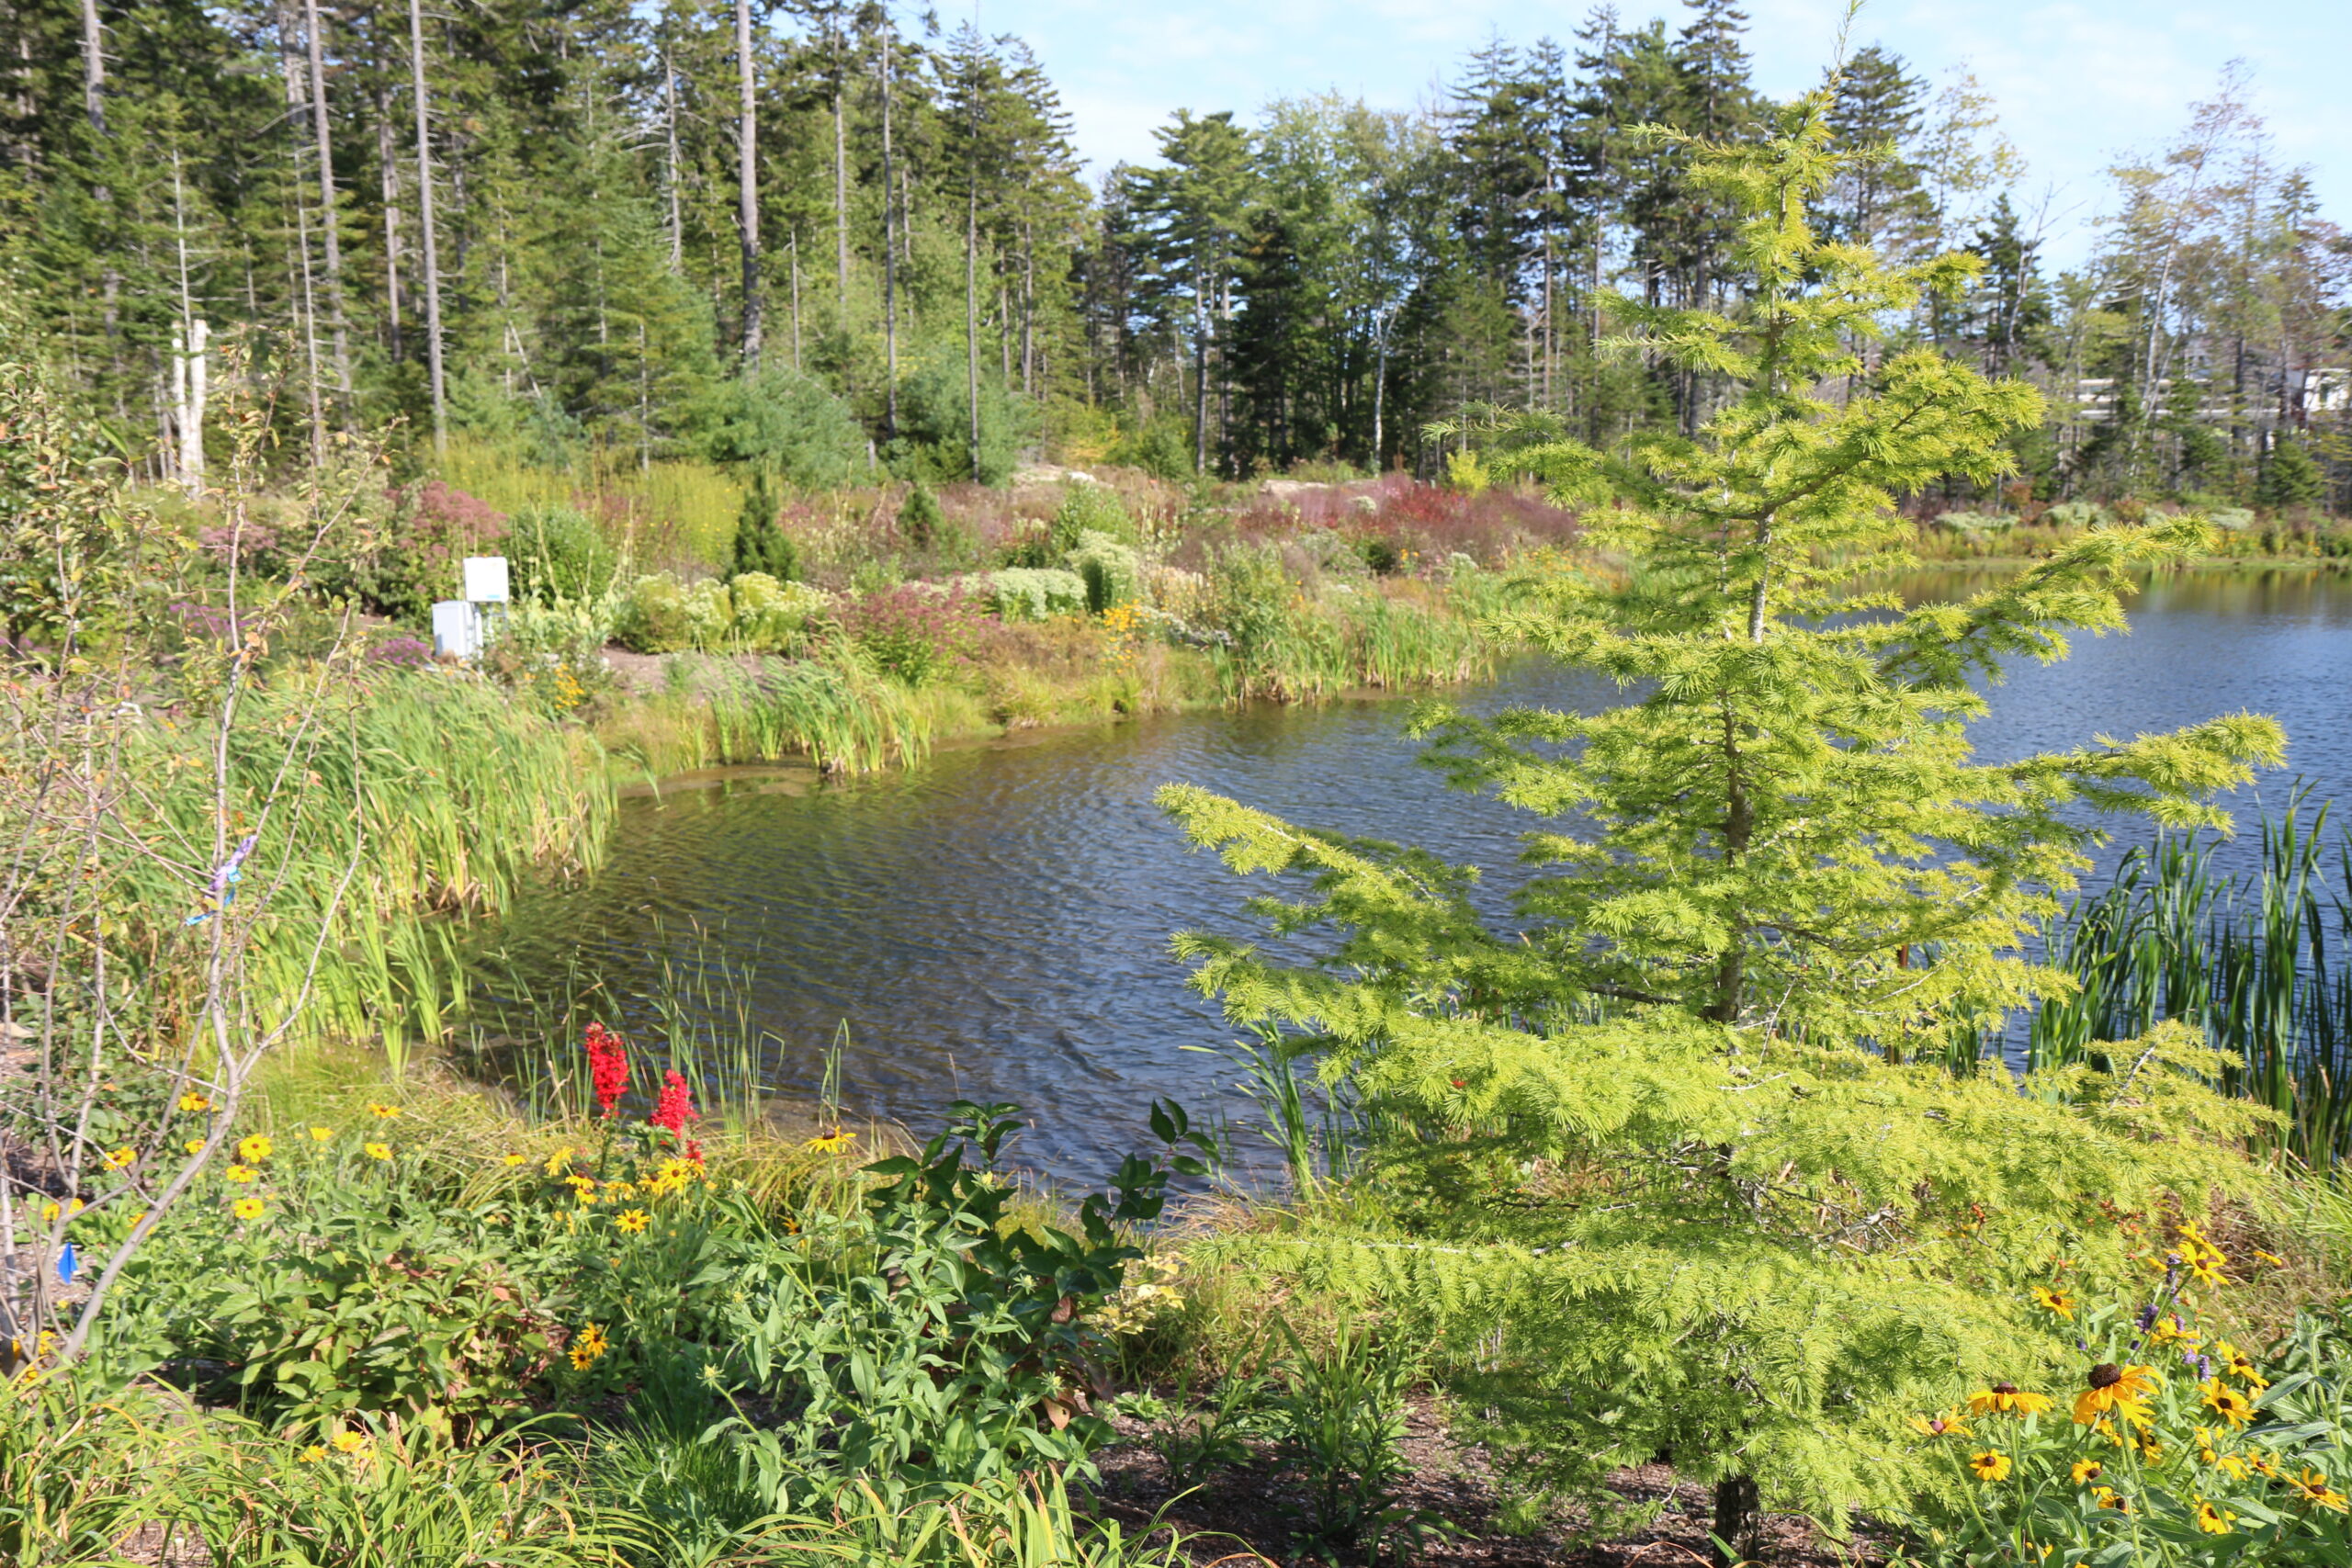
<box><xmin>1159</xmin><ymin>80</ymin><xmax>2289</xmax><ymax>1562</ymax></box>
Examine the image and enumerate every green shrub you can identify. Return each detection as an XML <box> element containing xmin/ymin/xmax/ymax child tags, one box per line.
<box><xmin>1049</xmin><ymin>483</ymin><xmax>1136</xmax><ymax>552</ymax></box>
<box><xmin>506</xmin><ymin>503</ymin><xmax>621</xmax><ymax>604</ymax></box>
<box><xmin>2041</xmin><ymin>500</ymin><xmax>2108</xmax><ymax>529</ymax></box>
<box><xmin>694</xmin><ymin>367</ymin><xmax>866</xmax><ymax>490</ymax></box>
<box><xmin>885</xmin><ymin>357</ymin><xmax>1034</xmax><ymax>487</ymax></box>
<box><xmin>899</xmin><ymin>480</ymin><xmax>946</xmax><ymax>549</ymax></box>
<box><xmin>1064</xmin><ymin>528</ymin><xmax>1141</xmax><ymax>614</ymax></box>
<box><xmin>718</xmin><ymin>1100</ymin><xmax>1212</xmax><ymax>1511</ymax></box>
<box><xmin>989</xmin><ymin>568</ymin><xmax>1088</xmax><ymax>622</ymax></box>
<box><xmin>1933</xmin><ymin>510</ymin><xmax>2018</xmax><ymax>536</ymax></box>
<box><xmin>728</xmin><ymin>572</ymin><xmax>831</xmax><ymax>653</ymax></box>
<box><xmin>615</xmin><ymin>573</ymin><xmax>733</xmax><ymax>653</ymax></box>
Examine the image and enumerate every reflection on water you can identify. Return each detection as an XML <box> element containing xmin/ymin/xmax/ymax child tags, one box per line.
<box><xmin>472</xmin><ymin>568</ymin><xmax>2352</xmax><ymax>1181</ymax></box>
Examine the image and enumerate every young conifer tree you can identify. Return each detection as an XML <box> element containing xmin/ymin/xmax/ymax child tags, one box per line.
<box><xmin>731</xmin><ymin>469</ymin><xmax>797</xmax><ymax>582</ymax></box>
<box><xmin>1159</xmin><ymin>86</ymin><xmax>2283</xmax><ymax>1557</ymax></box>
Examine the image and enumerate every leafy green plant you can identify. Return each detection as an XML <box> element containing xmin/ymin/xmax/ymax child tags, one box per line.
<box><xmin>1271</xmin><ymin>1316</ymin><xmax>1433</xmax><ymax>1564</ymax></box>
<box><xmin>1148</xmin><ymin>1359</ymin><xmax>1274</xmax><ymax>1479</ymax></box>
<box><xmin>509</xmin><ymin>503</ymin><xmax>623</xmax><ymax>603</ymax></box>
<box><xmin>190</xmin><ymin>1420</ymin><xmax>641</xmax><ymax>1568</ymax></box>
<box><xmin>718</xmin><ymin>1098</ymin><xmax>1213</xmax><ymax>1512</ymax></box>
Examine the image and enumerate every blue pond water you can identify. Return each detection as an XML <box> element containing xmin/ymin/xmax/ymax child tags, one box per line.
<box><xmin>471</xmin><ymin>569</ymin><xmax>2352</xmax><ymax>1183</ymax></box>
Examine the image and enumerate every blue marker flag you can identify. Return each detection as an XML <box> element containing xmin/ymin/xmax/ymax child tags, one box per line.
<box><xmin>56</xmin><ymin>1240</ymin><xmax>75</xmax><ymax>1283</ymax></box>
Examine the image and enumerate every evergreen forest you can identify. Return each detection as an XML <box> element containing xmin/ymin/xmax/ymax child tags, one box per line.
<box><xmin>4</xmin><ymin>0</ymin><xmax>2346</xmax><ymax>505</ymax></box>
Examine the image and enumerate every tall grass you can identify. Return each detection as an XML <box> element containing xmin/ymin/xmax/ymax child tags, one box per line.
<box><xmin>596</xmin><ymin>651</ymin><xmax>935</xmax><ymax>778</ymax></box>
<box><xmin>2029</xmin><ymin>796</ymin><xmax>2352</xmax><ymax>1166</ymax></box>
<box><xmin>107</xmin><ymin>670</ymin><xmax>612</xmax><ymax>1064</ymax></box>
<box><xmin>1209</xmin><ymin>585</ymin><xmax>1492</xmax><ymax>705</ymax></box>
<box><xmin>435</xmin><ymin>436</ymin><xmax>747</xmax><ymax>575</ymax></box>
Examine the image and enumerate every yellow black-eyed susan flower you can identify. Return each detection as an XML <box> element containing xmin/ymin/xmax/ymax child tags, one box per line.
<box><xmin>2074</xmin><ymin>1363</ymin><xmax>2155</xmax><ymax>1427</ymax></box>
<box><xmin>1968</xmin><ymin>1451</ymin><xmax>2011</xmax><ymax>1482</ymax></box>
<box><xmin>2199</xmin><ymin>1378</ymin><xmax>2256</xmax><ymax>1428</ymax></box>
<box><xmin>1968</xmin><ymin>1383</ymin><xmax>2052</xmax><ymax>1417</ymax></box>
<box><xmin>2031</xmin><ymin>1286</ymin><xmax>2076</xmax><ymax>1319</ymax></box>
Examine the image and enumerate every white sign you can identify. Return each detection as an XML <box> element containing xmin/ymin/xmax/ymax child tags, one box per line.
<box><xmin>462</xmin><ymin>556</ymin><xmax>510</xmax><ymax>604</ymax></box>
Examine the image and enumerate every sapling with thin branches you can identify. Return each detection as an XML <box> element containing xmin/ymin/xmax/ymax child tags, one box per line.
<box><xmin>1159</xmin><ymin>84</ymin><xmax>2284</xmax><ymax>1559</ymax></box>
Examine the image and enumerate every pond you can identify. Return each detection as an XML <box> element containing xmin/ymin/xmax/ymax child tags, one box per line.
<box><xmin>471</xmin><ymin>569</ymin><xmax>2352</xmax><ymax>1184</ymax></box>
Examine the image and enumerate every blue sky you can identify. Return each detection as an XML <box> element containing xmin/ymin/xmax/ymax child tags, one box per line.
<box><xmin>974</xmin><ymin>0</ymin><xmax>2349</xmax><ymax>269</ymax></box>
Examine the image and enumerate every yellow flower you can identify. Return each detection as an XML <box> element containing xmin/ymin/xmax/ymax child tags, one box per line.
<box><xmin>298</xmin><ymin>1444</ymin><xmax>326</xmax><ymax>1462</ymax></box>
<box><xmin>1967</xmin><ymin>1383</ymin><xmax>2052</xmax><ymax>1417</ymax></box>
<box><xmin>184</xmin><ymin>1139</ymin><xmax>206</xmax><ymax>1156</ymax></box>
<box><xmin>2214</xmin><ymin>1340</ymin><xmax>2269</xmax><ymax>1390</ymax></box>
<box><xmin>331</xmin><ymin>1430</ymin><xmax>369</xmax><ymax>1455</ymax></box>
<box><xmin>543</xmin><ymin>1146</ymin><xmax>576</xmax><ymax>1176</ymax></box>
<box><xmin>501</xmin><ymin>1153</ymin><xmax>527</xmax><ymax>1167</ymax></box>
<box><xmin>2194</xmin><ymin>1498</ymin><xmax>2237</xmax><ymax>1535</ymax></box>
<box><xmin>616</xmin><ymin>1209</ymin><xmax>650</xmax><ymax>1235</ymax></box>
<box><xmin>2252</xmin><ymin>1248</ymin><xmax>2287</xmax><ymax>1269</ymax></box>
<box><xmin>2199</xmin><ymin>1379</ymin><xmax>2256</xmax><ymax>1428</ymax></box>
<box><xmin>1968</xmin><ymin>1450</ymin><xmax>2012</xmax><ymax>1482</ymax></box>
<box><xmin>804</xmin><ymin>1129</ymin><xmax>854</xmax><ymax>1155</ymax></box>
<box><xmin>2070</xmin><ymin>1460</ymin><xmax>2102</xmax><ymax>1484</ymax></box>
<box><xmin>2092</xmin><ymin>1485</ymin><xmax>2129</xmax><ymax>1513</ymax></box>
<box><xmin>2187</xmin><ymin>1252</ymin><xmax>2230</xmax><ymax>1287</ymax></box>
<box><xmin>177</xmin><ymin>1092</ymin><xmax>211</xmax><ymax>1112</ymax></box>
<box><xmin>2031</xmin><ymin>1286</ymin><xmax>2076</xmax><ymax>1320</ymax></box>
<box><xmin>366</xmin><ymin>1103</ymin><xmax>400</xmax><ymax>1121</ymax></box>
<box><xmin>363</xmin><ymin>1142</ymin><xmax>392</xmax><ymax>1161</ymax></box>
<box><xmin>100</xmin><ymin>1146</ymin><xmax>136</xmax><ymax>1171</ymax></box>
<box><xmin>232</xmin><ymin>1197</ymin><xmax>266</xmax><ymax>1222</ymax></box>
<box><xmin>236</xmin><ymin>1134</ymin><xmax>273</xmax><ymax>1164</ymax></box>
<box><xmin>224</xmin><ymin>1164</ymin><xmax>256</xmax><ymax>1183</ymax></box>
<box><xmin>2149</xmin><ymin>1314</ymin><xmax>2200</xmax><ymax>1348</ymax></box>
<box><xmin>2074</xmin><ymin>1364</ymin><xmax>2156</xmax><ymax>1427</ymax></box>
<box><xmin>308</xmin><ymin>1126</ymin><xmax>334</xmax><ymax>1143</ymax></box>
<box><xmin>568</xmin><ymin>1323</ymin><xmax>609</xmax><ymax>1371</ymax></box>
<box><xmin>605</xmin><ymin>1180</ymin><xmax>637</xmax><ymax>1201</ymax></box>
<box><xmin>2288</xmin><ymin>1469</ymin><xmax>2350</xmax><ymax>1512</ymax></box>
<box><xmin>1908</xmin><ymin>1409</ymin><xmax>1970</xmax><ymax>1438</ymax></box>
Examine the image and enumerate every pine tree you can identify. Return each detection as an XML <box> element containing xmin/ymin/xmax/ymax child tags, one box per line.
<box><xmin>1160</xmin><ymin>88</ymin><xmax>2282</xmax><ymax>1560</ymax></box>
<box><xmin>730</xmin><ymin>467</ymin><xmax>797</xmax><ymax>581</ymax></box>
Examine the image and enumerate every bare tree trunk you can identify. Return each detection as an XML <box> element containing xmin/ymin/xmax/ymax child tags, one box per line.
<box><xmin>375</xmin><ymin>71</ymin><xmax>402</xmax><ymax>362</ymax></box>
<box><xmin>1020</xmin><ymin>220</ymin><xmax>1034</xmax><ymax>397</ymax></box>
<box><xmin>967</xmin><ymin>161</ymin><xmax>980</xmax><ymax>481</ymax></box>
<box><xmin>1193</xmin><ymin>266</ymin><xmax>1209</xmax><ymax>474</ymax></box>
<box><xmin>302</xmin><ymin>0</ymin><xmax>351</xmax><ymax>409</ymax></box>
<box><xmin>77</xmin><ymin>0</ymin><xmax>101</xmax><ymax>131</ymax></box>
<box><xmin>662</xmin><ymin>41</ymin><xmax>684</xmax><ymax>272</ymax></box>
<box><xmin>733</xmin><ymin>0</ymin><xmax>761</xmax><ymax>367</ymax></box>
<box><xmin>406</xmin><ymin>0</ymin><xmax>446</xmax><ymax>452</ymax></box>
<box><xmin>832</xmin><ymin>28</ymin><xmax>848</xmax><ymax>317</ymax></box>
<box><xmin>879</xmin><ymin>19</ymin><xmax>897</xmax><ymax>437</ymax></box>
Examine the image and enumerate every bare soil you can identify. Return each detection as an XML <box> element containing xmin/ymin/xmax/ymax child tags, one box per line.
<box><xmin>1086</xmin><ymin>1398</ymin><xmax>1889</xmax><ymax>1568</ymax></box>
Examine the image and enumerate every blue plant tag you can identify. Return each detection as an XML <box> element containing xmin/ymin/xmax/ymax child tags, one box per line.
<box><xmin>56</xmin><ymin>1240</ymin><xmax>75</xmax><ymax>1283</ymax></box>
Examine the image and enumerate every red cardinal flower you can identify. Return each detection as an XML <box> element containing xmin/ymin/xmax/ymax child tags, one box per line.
<box><xmin>649</xmin><ymin>1069</ymin><xmax>698</xmax><ymax>1140</ymax></box>
<box><xmin>585</xmin><ymin>1022</ymin><xmax>630</xmax><ymax>1118</ymax></box>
